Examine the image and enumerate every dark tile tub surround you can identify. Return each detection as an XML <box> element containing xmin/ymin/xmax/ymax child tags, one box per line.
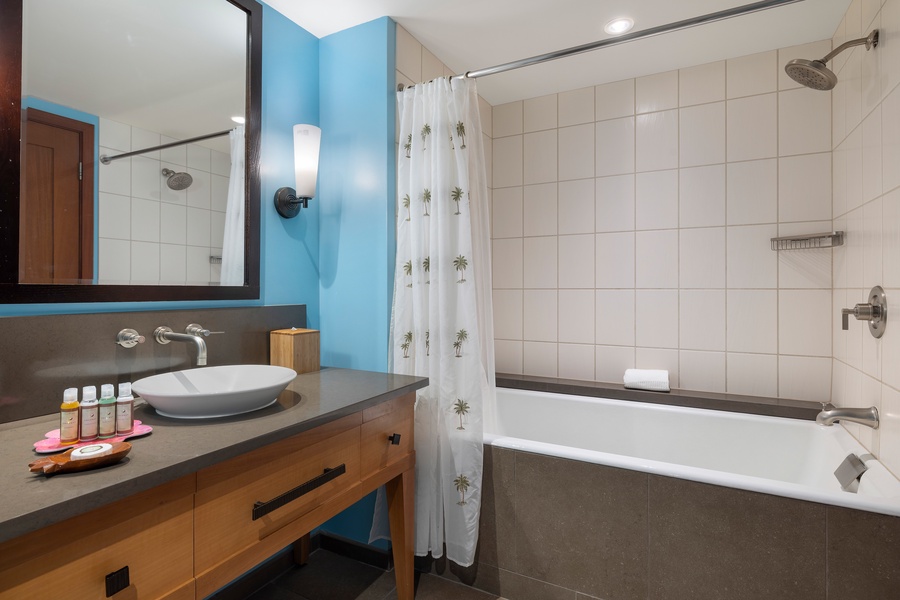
<box><xmin>497</xmin><ymin>372</ymin><xmax>822</xmax><ymax>420</ymax></box>
<box><xmin>430</xmin><ymin>445</ymin><xmax>900</xmax><ymax>600</ymax></box>
<box><xmin>0</xmin><ymin>305</ymin><xmax>306</xmax><ymax>423</ymax></box>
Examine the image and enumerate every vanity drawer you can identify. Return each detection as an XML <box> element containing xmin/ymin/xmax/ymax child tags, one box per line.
<box><xmin>194</xmin><ymin>414</ymin><xmax>362</xmax><ymax>574</ymax></box>
<box><xmin>0</xmin><ymin>476</ymin><xmax>195</xmax><ymax>600</ymax></box>
<box><xmin>360</xmin><ymin>393</ymin><xmax>415</xmax><ymax>479</ymax></box>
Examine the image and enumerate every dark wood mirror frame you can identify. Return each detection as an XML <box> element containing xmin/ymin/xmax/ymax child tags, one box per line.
<box><xmin>0</xmin><ymin>0</ymin><xmax>261</xmax><ymax>303</ymax></box>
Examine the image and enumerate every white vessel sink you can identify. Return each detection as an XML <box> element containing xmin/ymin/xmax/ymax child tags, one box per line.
<box><xmin>132</xmin><ymin>365</ymin><xmax>297</xmax><ymax>419</ymax></box>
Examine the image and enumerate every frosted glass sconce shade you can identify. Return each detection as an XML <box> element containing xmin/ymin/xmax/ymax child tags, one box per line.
<box><xmin>275</xmin><ymin>124</ymin><xmax>321</xmax><ymax>218</ymax></box>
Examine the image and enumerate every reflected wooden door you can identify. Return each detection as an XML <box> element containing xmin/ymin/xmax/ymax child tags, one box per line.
<box><xmin>21</xmin><ymin>108</ymin><xmax>94</xmax><ymax>284</ymax></box>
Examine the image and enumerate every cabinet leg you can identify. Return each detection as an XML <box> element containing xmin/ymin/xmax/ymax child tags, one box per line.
<box><xmin>386</xmin><ymin>468</ymin><xmax>415</xmax><ymax>600</ymax></box>
<box><xmin>293</xmin><ymin>533</ymin><xmax>310</xmax><ymax>566</ymax></box>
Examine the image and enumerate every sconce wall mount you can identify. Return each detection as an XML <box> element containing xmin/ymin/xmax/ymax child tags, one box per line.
<box><xmin>275</xmin><ymin>187</ymin><xmax>308</xmax><ymax>219</ymax></box>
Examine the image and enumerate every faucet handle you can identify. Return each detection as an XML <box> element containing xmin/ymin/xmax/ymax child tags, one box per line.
<box><xmin>116</xmin><ymin>328</ymin><xmax>145</xmax><ymax>348</ymax></box>
<box><xmin>185</xmin><ymin>323</ymin><xmax>224</xmax><ymax>337</ymax></box>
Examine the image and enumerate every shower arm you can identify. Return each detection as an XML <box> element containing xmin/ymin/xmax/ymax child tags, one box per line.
<box><xmin>99</xmin><ymin>128</ymin><xmax>232</xmax><ymax>164</ymax></box>
<box><xmin>818</xmin><ymin>30</ymin><xmax>879</xmax><ymax>65</ymax></box>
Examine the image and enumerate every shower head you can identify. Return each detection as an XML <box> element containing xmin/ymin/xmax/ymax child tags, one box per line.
<box><xmin>784</xmin><ymin>59</ymin><xmax>837</xmax><ymax>91</ymax></box>
<box><xmin>162</xmin><ymin>168</ymin><xmax>193</xmax><ymax>191</ymax></box>
<box><xmin>785</xmin><ymin>29</ymin><xmax>878</xmax><ymax>91</ymax></box>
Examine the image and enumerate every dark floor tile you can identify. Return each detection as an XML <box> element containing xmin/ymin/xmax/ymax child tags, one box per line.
<box><xmin>827</xmin><ymin>506</ymin><xmax>900</xmax><ymax>600</ymax></box>
<box><xmin>273</xmin><ymin>550</ymin><xmax>396</xmax><ymax>600</ymax></box>
<box><xmin>246</xmin><ymin>583</ymin><xmax>309</xmax><ymax>600</ymax></box>
<box><xmin>648</xmin><ymin>475</ymin><xmax>826</xmax><ymax>600</ymax></box>
<box><xmin>413</xmin><ymin>573</ymin><xmax>500</xmax><ymax>600</ymax></box>
<box><xmin>513</xmin><ymin>452</ymin><xmax>648</xmax><ymax>600</ymax></box>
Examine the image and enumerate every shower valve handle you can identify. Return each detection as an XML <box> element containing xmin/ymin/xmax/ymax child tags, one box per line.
<box><xmin>841</xmin><ymin>286</ymin><xmax>887</xmax><ymax>338</ymax></box>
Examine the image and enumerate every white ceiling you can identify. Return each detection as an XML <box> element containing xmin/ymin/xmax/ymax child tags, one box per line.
<box><xmin>267</xmin><ymin>0</ymin><xmax>853</xmax><ymax>105</ymax></box>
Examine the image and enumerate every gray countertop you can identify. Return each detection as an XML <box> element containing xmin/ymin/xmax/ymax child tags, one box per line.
<box><xmin>0</xmin><ymin>367</ymin><xmax>427</xmax><ymax>545</ymax></box>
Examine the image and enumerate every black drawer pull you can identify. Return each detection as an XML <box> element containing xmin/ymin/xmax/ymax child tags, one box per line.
<box><xmin>252</xmin><ymin>463</ymin><xmax>346</xmax><ymax>521</ymax></box>
<box><xmin>105</xmin><ymin>566</ymin><xmax>129</xmax><ymax>597</ymax></box>
<box><xmin>388</xmin><ymin>433</ymin><xmax>401</xmax><ymax>445</ymax></box>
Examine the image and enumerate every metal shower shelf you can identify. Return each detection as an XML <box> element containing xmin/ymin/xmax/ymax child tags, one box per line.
<box><xmin>770</xmin><ymin>231</ymin><xmax>844</xmax><ymax>251</ymax></box>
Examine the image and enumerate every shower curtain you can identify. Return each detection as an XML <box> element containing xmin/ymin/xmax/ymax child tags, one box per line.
<box><xmin>386</xmin><ymin>77</ymin><xmax>495</xmax><ymax>567</ymax></box>
<box><xmin>220</xmin><ymin>125</ymin><xmax>245</xmax><ymax>286</ymax></box>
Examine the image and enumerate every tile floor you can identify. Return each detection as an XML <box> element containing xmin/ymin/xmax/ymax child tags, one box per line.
<box><xmin>245</xmin><ymin>549</ymin><xmax>501</xmax><ymax>600</ymax></box>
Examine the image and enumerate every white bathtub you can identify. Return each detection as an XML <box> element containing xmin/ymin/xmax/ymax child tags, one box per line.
<box><xmin>484</xmin><ymin>388</ymin><xmax>900</xmax><ymax>517</ymax></box>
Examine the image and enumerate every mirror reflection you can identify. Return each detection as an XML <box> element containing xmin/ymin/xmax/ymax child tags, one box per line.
<box><xmin>21</xmin><ymin>0</ymin><xmax>246</xmax><ymax>286</ymax></box>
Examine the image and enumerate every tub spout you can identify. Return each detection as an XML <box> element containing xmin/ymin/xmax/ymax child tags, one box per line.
<box><xmin>816</xmin><ymin>403</ymin><xmax>879</xmax><ymax>429</ymax></box>
<box><xmin>154</xmin><ymin>326</ymin><xmax>207</xmax><ymax>366</ymax></box>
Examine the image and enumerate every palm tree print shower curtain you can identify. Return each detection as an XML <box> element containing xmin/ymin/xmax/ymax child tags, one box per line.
<box><xmin>390</xmin><ymin>77</ymin><xmax>494</xmax><ymax>567</ymax></box>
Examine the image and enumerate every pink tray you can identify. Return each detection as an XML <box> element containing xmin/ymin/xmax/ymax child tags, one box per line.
<box><xmin>34</xmin><ymin>421</ymin><xmax>152</xmax><ymax>454</ymax></box>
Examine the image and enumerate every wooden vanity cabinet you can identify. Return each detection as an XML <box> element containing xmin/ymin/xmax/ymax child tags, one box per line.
<box><xmin>0</xmin><ymin>476</ymin><xmax>196</xmax><ymax>600</ymax></box>
<box><xmin>0</xmin><ymin>391</ymin><xmax>416</xmax><ymax>600</ymax></box>
<box><xmin>194</xmin><ymin>394</ymin><xmax>416</xmax><ymax>598</ymax></box>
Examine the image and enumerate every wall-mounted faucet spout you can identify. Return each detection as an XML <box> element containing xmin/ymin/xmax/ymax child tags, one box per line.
<box><xmin>154</xmin><ymin>326</ymin><xmax>208</xmax><ymax>366</ymax></box>
<box><xmin>816</xmin><ymin>403</ymin><xmax>879</xmax><ymax>429</ymax></box>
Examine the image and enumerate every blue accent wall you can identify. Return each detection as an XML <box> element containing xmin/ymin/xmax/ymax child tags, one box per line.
<box><xmin>259</xmin><ymin>4</ymin><xmax>321</xmax><ymax>326</ymax></box>
<box><xmin>316</xmin><ymin>16</ymin><xmax>396</xmax><ymax>547</ymax></box>
<box><xmin>317</xmin><ymin>17</ymin><xmax>396</xmax><ymax>372</ymax></box>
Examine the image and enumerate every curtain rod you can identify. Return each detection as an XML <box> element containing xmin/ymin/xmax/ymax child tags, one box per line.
<box><xmin>99</xmin><ymin>129</ymin><xmax>233</xmax><ymax>164</ymax></box>
<box><xmin>398</xmin><ymin>0</ymin><xmax>803</xmax><ymax>91</ymax></box>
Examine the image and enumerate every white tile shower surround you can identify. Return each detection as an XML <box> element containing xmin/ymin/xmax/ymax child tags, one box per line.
<box><xmin>484</xmin><ymin>0</ymin><xmax>900</xmax><ymax>479</ymax></box>
<box><xmin>490</xmin><ymin>40</ymin><xmax>834</xmax><ymax>396</ymax></box>
<box><xmin>97</xmin><ymin>118</ymin><xmax>231</xmax><ymax>285</ymax></box>
<box><xmin>396</xmin><ymin>3</ymin><xmax>900</xmax><ymax>478</ymax></box>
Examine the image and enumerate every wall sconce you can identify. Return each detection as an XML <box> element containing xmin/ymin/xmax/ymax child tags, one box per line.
<box><xmin>275</xmin><ymin>124</ymin><xmax>321</xmax><ymax>218</ymax></box>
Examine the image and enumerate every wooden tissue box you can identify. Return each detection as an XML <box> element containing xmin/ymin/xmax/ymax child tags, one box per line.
<box><xmin>270</xmin><ymin>328</ymin><xmax>320</xmax><ymax>374</ymax></box>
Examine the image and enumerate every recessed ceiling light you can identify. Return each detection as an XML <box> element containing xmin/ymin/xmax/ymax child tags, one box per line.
<box><xmin>231</xmin><ymin>115</ymin><xmax>246</xmax><ymax>124</ymax></box>
<box><xmin>604</xmin><ymin>17</ymin><xmax>634</xmax><ymax>35</ymax></box>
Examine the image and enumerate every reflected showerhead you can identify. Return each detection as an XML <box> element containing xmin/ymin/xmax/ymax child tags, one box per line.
<box><xmin>785</xmin><ymin>29</ymin><xmax>878</xmax><ymax>91</ymax></box>
<box><xmin>784</xmin><ymin>59</ymin><xmax>837</xmax><ymax>91</ymax></box>
<box><xmin>162</xmin><ymin>168</ymin><xmax>193</xmax><ymax>190</ymax></box>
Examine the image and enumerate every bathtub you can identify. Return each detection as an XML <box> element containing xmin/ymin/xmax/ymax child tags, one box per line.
<box><xmin>484</xmin><ymin>387</ymin><xmax>900</xmax><ymax>517</ymax></box>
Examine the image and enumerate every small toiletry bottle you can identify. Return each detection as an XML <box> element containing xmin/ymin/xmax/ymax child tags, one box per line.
<box><xmin>80</xmin><ymin>385</ymin><xmax>99</xmax><ymax>442</ymax></box>
<box><xmin>98</xmin><ymin>384</ymin><xmax>117</xmax><ymax>439</ymax></box>
<box><xmin>59</xmin><ymin>387</ymin><xmax>80</xmax><ymax>445</ymax></box>
<box><xmin>116</xmin><ymin>382</ymin><xmax>134</xmax><ymax>436</ymax></box>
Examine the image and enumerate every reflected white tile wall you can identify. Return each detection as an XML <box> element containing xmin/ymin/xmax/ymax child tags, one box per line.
<box><xmin>97</xmin><ymin>119</ymin><xmax>230</xmax><ymax>285</ymax></box>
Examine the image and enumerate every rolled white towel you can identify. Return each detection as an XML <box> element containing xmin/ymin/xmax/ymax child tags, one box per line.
<box><xmin>624</xmin><ymin>368</ymin><xmax>670</xmax><ymax>392</ymax></box>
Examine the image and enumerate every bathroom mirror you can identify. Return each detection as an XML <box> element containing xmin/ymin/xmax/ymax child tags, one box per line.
<box><xmin>0</xmin><ymin>0</ymin><xmax>261</xmax><ymax>303</ymax></box>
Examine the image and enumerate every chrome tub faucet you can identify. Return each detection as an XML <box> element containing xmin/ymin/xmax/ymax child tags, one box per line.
<box><xmin>816</xmin><ymin>403</ymin><xmax>879</xmax><ymax>429</ymax></box>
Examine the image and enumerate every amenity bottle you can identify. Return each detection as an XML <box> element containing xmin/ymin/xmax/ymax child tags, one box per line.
<box><xmin>116</xmin><ymin>382</ymin><xmax>134</xmax><ymax>436</ymax></box>
<box><xmin>98</xmin><ymin>384</ymin><xmax>117</xmax><ymax>439</ymax></box>
<box><xmin>59</xmin><ymin>387</ymin><xmax>80</xmax><ymax>446</ymax></box>
<box><xmin>80</xmin><ymin>386</ymin><xmax>99</xmax><ymax>442</ymax></box>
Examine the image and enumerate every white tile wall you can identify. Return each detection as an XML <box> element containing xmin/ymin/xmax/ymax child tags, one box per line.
<box><xmin>96</xmin><ymin>118</ymin><xmax>230</xmax><ymax>285</ymax></box>
<box><xmin>490</xmin><ymin>37</ymin><xmax>853</xmax><ymax>414</ymax></box>
<box><xmin>829</xmin><ymin>0</ymin><xmax>900</xmax><ymax>476</ymax></box>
